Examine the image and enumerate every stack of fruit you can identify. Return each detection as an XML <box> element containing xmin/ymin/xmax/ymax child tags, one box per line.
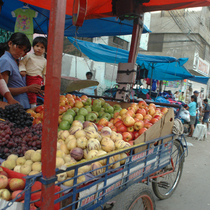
<box><xmin>2</xmin><ymin>151</ymin><xmax>42</xmax><ymax>176</ymax></box>
<box><xmin>97</xmin><ymin>101</ymin><xmax>168</xmax><ymax>142</ymax></box>
<box><xmin>0</xmin><ymin>120</ymin><xmax>42</xmax><ymax>159</ymax></box>
<box><xmin>55</xmin><ymin>120</ymin><xmax>129</xmax><ymax>186</ymax></box>
<box><xmin>0</xmin><ymin>167</ymin><xmax>25</xmax><ymax>202</ymax></box>
<box><xmin>29</xmin><ymin>95</ymin><xmax>122</xmax><ymax>130</ymax></box>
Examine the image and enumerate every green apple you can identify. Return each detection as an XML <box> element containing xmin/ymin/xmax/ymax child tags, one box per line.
<box><xmin>72</xmin><ymin>107</ymin><xmax>79</xmax><ymax>113</ymax></box>
<box><xmin>111</xmin><ymin>113</ymin><xmax>114</xmax><ymax>118</ymax></box>
<box><xmin>93</xmin><ymin>99</ymin><xmax>101</xmax><ymax>106</ymax></box>
<box><xmin>86</xmin><ymin>113</ymin><xmax>97</xmax><ymax>122</ymax></box>
<box><xmin>91</xmin><ymin>111</ymin><xmax>99</xmax><ymax>117</ymax></box>
<box><xmin>62</xmin><ymin>114</ymin><xmax>73</xmax><ymax>124</ymax></box>
<box><xmin>99</xmin><ymin>98</ymin><xmax>105</xmax><ymax>106</ymax></box>
<box><xmin>95</xmin><ymin>118</ymin><xmax>100</xmax><ymax>123</ymax></box>
<box><xmin>83</xmin><ymin>98</ymin><xmax>92</xmax><ymax>106</ymax></box>
<box><xmin>84</xmin><ymin>105</ymin><xmax>92</xmax><ymax>113</ymax></box>
<box><xmin>65</xmin><ymin>109</ymin><xmax>76</xmax><ymax>117</ymax></box>
<box><xmin>102</xmin><ymin>113</ymin><xmax>111</xmax><ymax>121</ymax></box>
<box><xmin>105</xmin><ymin>106</ymin><xmax>114</xmax><ymax>114</ymax></box>
<box><xmin>101</xmin><ymin>108</ymin><xmax>105</xmax><ymax>112</ymax></box>
<box><xmin>113</xmin><ymin>104</ymin><xmax>122</xmax><ymax>110</ymax></box>
<box><xmin>103</xmin><ymin>103</ymin><xmax>110</xmax><ymax>108</ymax></box>
<box><xmin>92</xmin><ymin>103</ymin><xmax>101</xmax><ymax>112</ymax></box>
<box><xmin>59</xmin><ymin>120</ymin><xmax>71</xmax><ymax>130</ymax></box>
<box><xmin>98</xmin><ymin>111</ymin><xmax>105</xmax><ymax>118</ymax></box>
<box><xmin>75</xmin><ymin>115</ymin><xmax>85</xmax><ymax>123</ymax></box>
<box><xmin>78</xmin><ymin>107</ymin><xmax>88</xmax><ymax>116</ymax></box>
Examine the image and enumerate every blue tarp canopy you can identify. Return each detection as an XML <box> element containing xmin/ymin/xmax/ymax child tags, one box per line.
<box><xmin>68</xmin><ymin>37</ymin><xmax>209</xmax><ymax>84</ymax></box>
<box><xmin>0</xmin><ymin>0</ymin><xmax>150</xmax><ymax>37</ymax></box>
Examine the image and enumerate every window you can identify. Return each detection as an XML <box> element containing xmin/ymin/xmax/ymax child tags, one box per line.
<box><xmin>148</xmin><ymin>34</ymin><xmax>164</xmax><ymax>52</ymax></box>
<box><xmin>108</xmin><ymin>36</ymin><xmax>129</xmax><ymax>50</ymax></box>
<box><xmin>63</xmin><ymin>37</ymin><xmax>93</xmax><ymax>57</ymax></box>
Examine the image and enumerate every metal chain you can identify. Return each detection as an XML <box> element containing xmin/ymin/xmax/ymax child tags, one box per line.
<box><xmin>2</xmin><ymin>177</ymin><xmax>36</xmax><ymax>210</ymax></box>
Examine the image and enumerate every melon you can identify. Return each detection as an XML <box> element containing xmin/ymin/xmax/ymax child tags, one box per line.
<box><xmin>70</xmin><ymin>147</ymin><xmax>84</xmax><ymax>161</ymax></box>
<box><xmin>91</xmin><ymin>162</ymin><xmax>104</xmax><ymax>176</ymax></box>
<box><xmin>101</xmin><ymin>137</ymin><xmax>115</xmax><ymax>152</ymax></box>
<box><xmin>87</xmin><ymin>138</ymin><xmax>101</xmax><ymax>151</ymax></box>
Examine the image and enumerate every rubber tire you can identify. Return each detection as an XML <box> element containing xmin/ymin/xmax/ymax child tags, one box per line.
<box><xmin>152</xmin><ymin>140</ymin><xmax>184</xmax><ymax>200</ymax></box>
<box><xmin>112</xmin><ymin>183</ymin><xmax>156</xmax><ymax>210</ymax></box>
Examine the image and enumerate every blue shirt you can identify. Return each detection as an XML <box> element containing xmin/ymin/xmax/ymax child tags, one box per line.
<box><xmin>81</xmin><ymin>86</ymin><xmax>97</xmax><ymax>96</ymax></box>
<box><xmin>203</xmin><ymin>103</ymin><xmax>210</xmax><ymax>119</ymax></box>
<box><xmin>0</xmin><ymin>51</ymin><xmax>30</xmax><ymax>109</ymax></box>
<box><xmin>188</xmin><ymin>101</ymin><xmax>196</xmax><ymax>116</ymax></box>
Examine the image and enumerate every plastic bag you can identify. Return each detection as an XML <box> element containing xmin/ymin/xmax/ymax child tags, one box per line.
<box><xmin>179</xmin><ymin>109</ymin><xmax>190</xmax><ymax>122</ymax></box>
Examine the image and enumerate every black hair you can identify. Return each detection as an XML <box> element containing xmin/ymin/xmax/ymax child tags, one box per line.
<box><xmin>191</xmin><ymin>95</ymin><xmax>198</xmax><ymax>108</ymax></box>
<box><xmin>33</xmin><ymin>37</ymin><xmax>47</xmax><ymax>51</ymax></box>
<box><xmin>86</xmin><ymin>72</ymin><xmax>93</xmax><ymax>76</ymax></box>
<box><xmin>0</xmin><ymin>0</ymin><xmax>4</xmax><ymax>6</ymax></box>
<box><xmin>204</xmin><ymin>99</ymin><xmax>208</xmax><ymax>102</ymax></box>
<box><xmin>0</xmin><ymin>32</ymin><xmax>31</xmax><ymax>57</ymax></box>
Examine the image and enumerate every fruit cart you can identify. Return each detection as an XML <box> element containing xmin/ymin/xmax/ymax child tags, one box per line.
<box><xmin>2</xmin><ymin>129</ymin><xmax>187</xmax><ymax>210</ymax></box>
<box><xmin>1</xmin><ymin>0</ymin><xmax>209</xmax><ymax>209</ymax></box>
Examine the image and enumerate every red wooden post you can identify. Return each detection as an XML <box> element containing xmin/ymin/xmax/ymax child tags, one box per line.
<box><xmin>128</xmin><ymin>15</ymin><xmax>144</xmax><ymax>63</ymax></box>
<box><xmin>40</xmin><ymin>0</ymin><xmax>66</xmax><ymax>209</ymax></box>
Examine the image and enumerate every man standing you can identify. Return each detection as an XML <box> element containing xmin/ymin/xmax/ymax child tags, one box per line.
<box><xmin>81</xmin><ymin>72</ymin><xmax>98</xmax><ymax>96</ymax></box>
<box><xmin>193</xmin><ymin>90</ymin><xmax>202</xmax><ymax>126</ymax></box>
<box><xmin>202</xmin><ymin>99</ymin><xmax>210</xmax><ymax>130</ymax></box>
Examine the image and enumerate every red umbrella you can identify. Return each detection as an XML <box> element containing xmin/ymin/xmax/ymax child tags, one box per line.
<box><xmin>21</xmin><ymin>0</ymin><xmax>210</xmax><ymax>19</ymax></box>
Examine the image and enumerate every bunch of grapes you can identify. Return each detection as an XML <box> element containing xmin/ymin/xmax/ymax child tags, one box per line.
<box><xmin>0</xmin><ymin>104</ymin><xmax>33</xmax><ymax>128</ymax></box>
<box><xmin>0</xmin><ymin>120</ymin><xmax>42</xmax><ymax>159</ymax></box>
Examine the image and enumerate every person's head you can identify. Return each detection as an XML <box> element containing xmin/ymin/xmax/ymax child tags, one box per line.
<box><xmin>193</xmin><ymin>90</ymin><xmax>199</xmax><ymax>97</ymax></box>
<box><xmin>86</xmin><ymin>72</ymin><xmax>93</xmax><ymax>80</ymax></box>
<box><xmin>0</xmin><ymin>32</ymin><xmax>31</xmax><ymax>59</ymax></box>
<box><xmin>174</xmin><ymin>91</ymin><xmax>178</xmax><ymax>95</ymax></box>
<box><xmin>33</xmin><ymin>37</ymin><xmax>47</xmax><ymax>56</ymax></box>
<box><xmin>204</xmin><ymin>99</ymin><xmax>208</xmax><ymax>104</ymax></box>
<box><xmin>182</xmin><ymin>92</ymin><xmax>184</xmax><ymax>95</ymax></box>
<box><xmin>0</xmin><ymin>0</ymin><xmax>4</xmax><ymax>14</ymax></box>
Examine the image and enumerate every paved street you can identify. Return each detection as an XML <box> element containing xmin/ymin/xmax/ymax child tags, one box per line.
<box><xmin>99</xmin><ymin>134</ymin><xmax>210</xmax><ymax>210</ymax></box>
<box><xmin>155</xmin><ymin>135</ymin><xmax>210</xmax><ymax>210</ymax></box>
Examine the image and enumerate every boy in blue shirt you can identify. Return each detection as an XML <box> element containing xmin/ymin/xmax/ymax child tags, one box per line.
<box><xmin>186</xmin><ymin>95</ymin><xmax>197</xmax><ymax>137</ymax></box>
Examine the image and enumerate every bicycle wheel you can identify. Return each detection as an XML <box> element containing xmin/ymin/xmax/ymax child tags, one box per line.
<box><xmin>152</xmin><ymin>140</ymin><xmax>184</xmax><ymax>200</ymax></box>
<box><xmin>112</xmin><ymin>183</ymin><xmax>156</xmax><ymax>210</ymax></box>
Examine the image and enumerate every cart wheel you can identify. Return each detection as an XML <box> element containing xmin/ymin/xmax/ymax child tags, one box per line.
<box><xmin>112</xmin><ymin>183</ymin><xmax>155</xmax><ymax>210</ymax></box>
<box><xmin>152</xmin><ymin>140</ymin><xmax>184</xmax><ymax>200</ymax></box>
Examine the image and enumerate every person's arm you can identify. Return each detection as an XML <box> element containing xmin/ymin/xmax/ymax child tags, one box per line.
<box><xmin>94</xmin><ymin>88</ymin><xmax>97</xmax><ymax>96</ymax></box>
<box><xmin>1</xmin><ymin>71</ymin><xmax>42</xmax><ymax>96</ymax></box>
<box><xmin>0</xmin><ymin>77</ymin><xmax>19</xmax><ymax>104</ymax></box>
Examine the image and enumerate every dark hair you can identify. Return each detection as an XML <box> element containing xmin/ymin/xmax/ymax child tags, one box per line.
<box><xmin>33</xmin><ymin>37</ymin><xmax>47</xmax><ymax>51</ymax></box>
<box><xmin>86</xmin><ymin>72</ymin><xmax>93</xmax><ymax>76</ymax></box>
<box><xmin>0</xmin><ymin>32</ymin><xmax>31</xmax><ymax>57</ymax></box>
<box><xmin>204</xmin><ymin>99</ymin><xmax>208</xmax><ymax>102</ymax></box>
<box><xmin>191</xmin><ymin>95</ymin><xmax>198</xmax><ymax>107</ymax></box>
<box><xmin>0</xmin><ymin>0</ymin><xmax>4</xmax><ymax>6</ymax></box>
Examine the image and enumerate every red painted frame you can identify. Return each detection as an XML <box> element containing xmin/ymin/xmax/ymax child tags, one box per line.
<box><xmin>40</xmin><ymin>0</ymin><xmax>67</xmax><ymax>209</ymax></box>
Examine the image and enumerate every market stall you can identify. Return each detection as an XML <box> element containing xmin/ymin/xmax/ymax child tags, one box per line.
<box><xmin>1</xmin><ymin>0</ymin><xmax>210</xmax><ymax>209</ymax></box>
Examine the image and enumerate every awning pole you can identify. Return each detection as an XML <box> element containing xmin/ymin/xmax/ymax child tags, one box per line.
<box><xmin>128</xmin><ymin>14</ymin><xmax>144</xmax><ymax>63</ymax></box>
<box><xmin>40</xmin><ymin>0</ymin><xmax>67</xmax><ymax>209</ymax></box>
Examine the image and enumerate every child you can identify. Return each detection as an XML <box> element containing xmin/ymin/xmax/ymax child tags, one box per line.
<box><xmin>202</xmin><ymin>99</ymin><xmax>210</xmax><ymax>130</ymax></box>
<box><xmin>19</xmin><ymin>36</ymin><xmax>47</xmax><ymax>108</ymax></box>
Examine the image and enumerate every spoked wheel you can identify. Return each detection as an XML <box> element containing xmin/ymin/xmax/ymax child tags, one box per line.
<box><xmin>152</xmin><ymin>140</ymin><xmax>184</xmax><ymax>200</ymax></box>
<box><xmin>112</xmin><ymin>183</ymin><xmax>156</xmax><ymax>210</ymax></box>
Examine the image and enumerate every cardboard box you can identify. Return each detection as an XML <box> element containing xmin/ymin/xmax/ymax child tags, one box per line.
<box><xmin>134</xmin><ymin>108</ymin><xmax>174</xmax><ymax>153</ymax></box>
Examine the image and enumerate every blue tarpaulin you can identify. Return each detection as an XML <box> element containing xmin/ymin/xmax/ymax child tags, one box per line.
<box><xmin>0</xmin><ymin>0</ymin><xmax>150</xmax><ymax>37</ymax></box>
<box><xmin>68</xmin><ymin>37</ymin><xmax>209</xmax><ymax>84</ymax></box>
